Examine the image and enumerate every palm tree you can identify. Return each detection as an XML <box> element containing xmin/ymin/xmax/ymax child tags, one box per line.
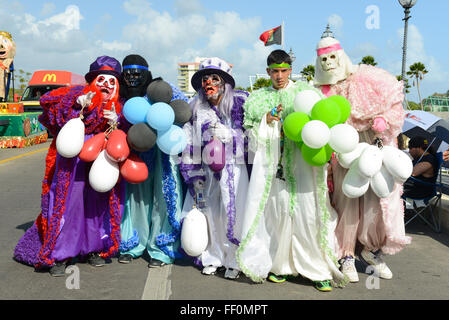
<box><xmin>407</xmin><ymin>62</ymin><xmax>428</xmax><ymax>110</ymax></box>
<box><xmin>360</xmin><ymin>56</ymin><xmax>378</xmax><ymax>66</ymax></box>
<box><xmin>300</xmin><ymin>65</ymin><xmax>315</xmax><ymax>83</ymax></box>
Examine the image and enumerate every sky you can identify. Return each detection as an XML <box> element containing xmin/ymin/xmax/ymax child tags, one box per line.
<box><xmin>1</xmin><ymin>0</ymin><xmax>448</xmax><ymax>102</ymax></box>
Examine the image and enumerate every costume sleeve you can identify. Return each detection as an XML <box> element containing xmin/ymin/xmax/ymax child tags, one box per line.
<box><xmin>168</xmin><ymin>82</ymin><xmax>189</xmax><ymax>103</ymax></box>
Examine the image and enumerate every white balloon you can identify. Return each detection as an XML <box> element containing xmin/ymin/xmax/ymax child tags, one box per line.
<box><xmin>382</xmin><ymin>145</ymin><xmax>413</xmax><ymax>183</ymax></box>
<box><xmin>342</xmin><ymin>159</ymin><xmax>370</xmax><ymax>198</ymax></box>
<box><xmin>337</xmin><ymin>142</ymin><xmax>370</xmax><ymax>169</ymax></box>
<box><xmin>56</xmin><ymin>117</ymin><xmax>85</xmax><ymax>158</ymax></box>
<box><xmin>370</xmin><ymin>165</ymin><xmax>395</xmax><ymax>198</ymax></box>
<box><xmin>301</xmin><ymin>120</ymin><xmax>330</xmax><ymax>149</ymax></box>
<box><xmin>328</xmin><ymin>124</ymin><xmax>359</xmax><ymax>154</ymax></box>
<box><xmin>293</xmin><ymin>90</ymin><xmax>322</xmax><ymax>115</ymax></box>
<box><xmin>358</xmin><ymin>145</ymin><xmax>383</xmax><ymax>178</ymax></box>
<box><xmin>181</xmin><ymin>208</ymin><xmax>209</xmax><ymax>257</ymax></box>
<box><xmin>89</xmin><ymin>150</ymin><xmax>120</xmax><ymax>193</ymax></box>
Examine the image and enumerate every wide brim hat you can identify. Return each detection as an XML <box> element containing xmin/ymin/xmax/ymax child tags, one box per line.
<box><xmin>85</xmin><ymin>55</ymin><xmax>122</xmax><ymax>83</ymax></box>
<box><xmin>191</xmin><ymin>57</ymin><xmax>235</xmax><ymax>92</ymax></box>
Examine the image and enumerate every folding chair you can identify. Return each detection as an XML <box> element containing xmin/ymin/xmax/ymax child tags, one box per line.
<box><xmin>402</xmin><ymin>152</ymin><xmax>443</xmax><ymax>233</ymax></box>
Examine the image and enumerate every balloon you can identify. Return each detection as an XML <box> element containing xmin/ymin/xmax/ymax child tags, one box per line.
<box><xmin>337</xmin><ymin>142</ymin><xmax>370</xmax><ymax>169</ymax></box>
<box><xmin>370</xmin><ymin>165</ymin><xmax>395</xmax><ymax>198</ymax></box>
<box><xmin>146</xmin><ymin>80</ymin><xmax>173</xmax><ymax>104</ymax></box>
<box><xmin>301</xmin><ymin>120</ymin><xmax>330</xmax><ymax>149</ymax></box>
<box><xmin>56</xmin><ymin>117</ymin><xmax>85</xmax><ymax>158</ymax></box>
<box><xmin>342</xmin><ymin>159</ymin><xmax>370</xmax><ymax>198</ymax></box>
<box><xmin>382</xmin><ymin>145</ymin><xmax>413</xmax><ymax>183</ymax></box>
<box><xmin>79</xmin><ymin>132</ymin><xmax>106</xmax><ymax>162</ymax></box>
<box><xmin>157</xmin><ymin>125</ymin><xmax>187</xmax><ymax>155</ymax></box>
<box><xmin>170</xmin><ymin>99</ymin><xmax>192</xmax><ymax>125</ymax></box>
<box><xmin>126</xmin><ymin>123</ymin><xmax>157</xmax><ymax>152</ymax></box>
<box><xmin>328</xmin><ymin>95</ymin><xmax>351</xmax><ymax>124</ymax></box>
<box><xmin>123</xmin><ymin>97</ymin><xmax>151</xmax><ymax>124</ymax></box>
<box><xmin>293</xmin><ymin>90</ymin><xmax>322</xmax><ymax>115</ymax></box>
<box><xmin>358</xmin><ymin>145</ymin><xmax>383</xmax><ymax>178</ymax></box>
<box><xmin>89</xmin><ymin>150</ymin><xmax>120</xmax><ymax>193</ymax></box>
<box><xmin>105</xmin><ymin>129</ymin><xmax>130</xmax><ymax>162</ymax></box>
<box><xmin>295</xmin><ymin>141</ymin><xmax>304</xmax><ymax>150</ymax></box>
<box><xmin>328</xmin><ymin>124</ymin><xmax>359</xmax><ymax>154</ymax></box>
<box><xmin>120</xmin><ymin>152</ymin><xmax>149</xmax><ymax>184</ymax></box>
<box><xmin>301</xmin><ymin>143</ymin><xmax>333</xmax><ymax>167</ymax></box>
<box><xmin>283</xmin><ymin>112</ymin><xmax>310</xmax><ymax>142</ymax></box>
<box><xmin>181</xmin><ymin>208</ymin><xmax>209</xmax><ymax>257</ymax></box>
<box><xmin>203</xmin><ymin>138</ymin><xmax>226</xmax><ymax>172</ymax></box>
<box><xmin>310</xmin><ymin>98</ymin><xmax>341</xmax><ymax>128</ymax></box>
<box><xmin>146</xmin><ymin>102</ymin><xmax>175</xmax><ymax>132</ymax></box>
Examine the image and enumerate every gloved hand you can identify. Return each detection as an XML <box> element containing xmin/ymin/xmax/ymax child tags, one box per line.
<box><xmin>103</xmin><ymin>103</ymin><xmax>118</xmax><ymax>126</ymax></box>
<box><xmin>213</xmin><ymin>122</ymin><xmax>232</xmax><ymax>144</ymax></box>
<box><xmin>193</xmin><ymin>179</ymin><xmax>205</xmax><ymax>192</ymax></box>
<box><xmin>372</xmin><ymin>117</ymin><xmax>387</xmax><ymax>133</ymax></box>
<box><xmin>76</xmin><ymin>91</ymin><xmax>96</xmax><ymax>109</ymax></box>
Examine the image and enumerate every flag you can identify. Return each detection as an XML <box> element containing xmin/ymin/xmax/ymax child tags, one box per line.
<box><xmin>259</xmin><ymin>25</ymin><xmax>282</xmax><ymax>46</ymax></box>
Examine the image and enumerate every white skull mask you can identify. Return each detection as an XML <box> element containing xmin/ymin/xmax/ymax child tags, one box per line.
<box><xmin>94</xmin><ymin>74</ymin><xmax>118</xmax><ymax>101</ymax></box>
<box><xmin>320</xmin><ymin>52</ymin><xmax>340</xmax><ymax>71</ymax></box>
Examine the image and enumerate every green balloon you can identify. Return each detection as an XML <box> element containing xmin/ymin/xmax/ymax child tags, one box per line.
<box><xmin>295</xmin><ymin>141</ymin><xmax>303</xmax><ymax>150</ymax></box>
<box><xmin>310</xmin><ymin>98</ymin><xmax>341</xmax><ymax>128</ymax></box>
<box><xmin>301</xmin><ymin>143</ymin><xmax>333</xmax><ymax>167</ymax></box>
<box><xmin>328</xmin><ymin>95</ymin><xmax>351</xmax><ymax>124</ymax></box>
<box><xmin>283</xmin><ymin>112</ymin><xmax>310</xmax><ymax>142</ymax></box>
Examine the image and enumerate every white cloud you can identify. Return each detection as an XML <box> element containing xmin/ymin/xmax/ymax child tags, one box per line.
<box><xmin>96</xmin><ymin>40</ymin><xmax>132</xmax><ymax>52</ymax></box>
<box><xmin>174</xmin><ymin>0</ymin><xmax>203</xmax><ymax>17</ymax></box>
<box><xmin>327</xmin><ymin>14</ymin><xmax>343</xmax><ymax>38</ymax></box>
<box><xmin>41</xmin><ymin>2</ymin><xmax>56</xmax><ymax>16</ymax></box>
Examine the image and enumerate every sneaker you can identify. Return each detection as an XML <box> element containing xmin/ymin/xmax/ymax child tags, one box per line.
<box><xmin>224</xmin><ymin>268</ymin><xmax>240</xmax><ymax>280</ymax></box>
<box><xmin>87</xmin><ymin>252</ymin><xmax>106</xmax><ymax>267</ymax></box>
<box><xmin>49</xmin><ymin>261</ymin><xmax>67</xmax><ymax>277</ymax></box>
<box><xmin>314</xmin><ymin>280</ymin><xmax>333</xmax><ymax>292</ymax></box>
<box><xmin>148</xmin><ymin>259</ymin><xmax>167</xmax><ymax>268</ymax></box>
<box><xmin>340</xmin><ymin>256</ymin><xmax>359</xmax><ymax>283</ymax></box>
<box><xmin>267</xmin><ymin>273</ymin><xmax>287</xmax><ymax>283</ymax></box>
<box><xmin>360</xmin><ymin>249</ymin><xmax>393</xmax><ymax>280</ymax></box>
<box><xmin>202</xmin><ymin>266</ymin><xmax>217</xmax><ymax>275</ymax></box>
<box><xmin>118</xmin><ymin>254</ymin><xmax>133</xmax><ymax>264</ymax></box>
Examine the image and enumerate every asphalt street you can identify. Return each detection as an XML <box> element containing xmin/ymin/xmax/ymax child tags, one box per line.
<box><xmin>1</xmin><ymin>139</ymin><xmax>449</xmax><ymax>304</ymax></box>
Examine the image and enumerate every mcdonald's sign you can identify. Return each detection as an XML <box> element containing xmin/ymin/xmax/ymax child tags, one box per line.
<box><xmin>42</xmin><ymin>73</ymin><xmax>57</xmax><ymax>82</ymax></box>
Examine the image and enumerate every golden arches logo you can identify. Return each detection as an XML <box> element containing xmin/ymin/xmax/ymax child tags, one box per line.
<box><xmin>42</xmin><ymin>74</ymin><xmax>56</xmax><ymax>82</ymax></box>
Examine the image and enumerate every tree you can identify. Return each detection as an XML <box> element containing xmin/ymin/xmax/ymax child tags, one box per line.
<box><xmin>406</xmin><ymin>101</ymin><xmax>421</xmax><ymax>110</ymax></box>
<box><xmin>396</xmin><ymin>75</ymin><xmax>411</xmax><ymax>94</ymax></box>
<box><xmin>407</xmin><ymin>62</ymin><xmax>428</xmax><ymax>110</ymax></box>
<box><xmin>360</xmin><ymin>56</ymin><xmax>378</xmax><ymax>66</ymax></box>
<box><xmin>252</xmin><ymin>77</ymin><xmax>272</xmax><ymax>91</ymax></box>
<box><xmin>7</xmin><ymin>69</ymin><xmax>32</xmax><ymax>101</ymax></box>
<box><xmin>300</xmin><ymin>65</ymin><xmax>315</xmax><ymax>82</ymax></box>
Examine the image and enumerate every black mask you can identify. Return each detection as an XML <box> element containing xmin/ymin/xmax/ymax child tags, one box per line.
<box><xmin>123</xmin><ymin>68</ymin><xmax>146</xmax><ymax>88</ymax></box>
<box><xmin>120</xmin><ymin>54</ymin><xmax>152</xmax><ymax>99</ymax></box>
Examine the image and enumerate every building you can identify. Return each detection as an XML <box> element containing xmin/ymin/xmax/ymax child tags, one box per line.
<box><xmin>177</xmin><ymin>57</ymin><xmax>206</xmax><ymax>98</ymax></box>
<box><xmin>423</xmin><ymin>95</ymin><xmax>449</xmax><ymax>112</ymax></box>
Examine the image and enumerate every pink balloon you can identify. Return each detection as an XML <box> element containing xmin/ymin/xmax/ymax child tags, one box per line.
<box><xmin>204</xmin><ymin>138</ymin><xmax>225</xmax><ymax>172</ymax></box>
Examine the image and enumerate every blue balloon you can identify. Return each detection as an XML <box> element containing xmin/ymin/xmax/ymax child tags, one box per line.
<box><xmin>146</xmin><ymin>102</ymin><xmax>175</xmax><ymax>132</ymax></box>
<box><xmin>123</xmin><ymin>97</ymin><xmax>151</xmax><ymax>124</ymax></box>
<box><xmin>156</xmin><ymin>125</ymin><xmax>187</xmax><ymax>155</ymax></box>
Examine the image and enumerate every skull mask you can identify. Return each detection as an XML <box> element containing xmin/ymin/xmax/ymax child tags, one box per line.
<box><xmin>94</xmin><ymin>74</ymin><xmax>118</xmax><ymax>101</ymax></box>
<box><xmin>320</xmin><ymin>52</ymin><xmax>339</xmax><ymax>71</ymax></box>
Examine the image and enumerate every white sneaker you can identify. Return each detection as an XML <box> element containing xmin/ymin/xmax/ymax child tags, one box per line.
<box><xmin>360</xmin><ymin>249</ymin><xmax>393</xmax><ymax>280</ymax></box>
<box><xmin>340</xmin><ymin>256</ymin><xmax>359</xmax><ymax>283</ymax></box>
<box><xmin>202</xmin><ymin>266</ymin><xmax>217</xmax><ymax>275</ymax></box>
<box><xmin>224</xmin><ymin>268</ymin><xmax>240</xmax><ymax>280</ymax></box>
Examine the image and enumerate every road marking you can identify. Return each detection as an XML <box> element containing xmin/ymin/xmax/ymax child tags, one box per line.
<box><xmin>0</xmin><ymin>147</ymin><xmax>49</xmax><ymax>164</ymax></box>
<box><xmin>141</xmin><ymin>265</ymin><xmax>172</xmax><ymax>300</ymax></box>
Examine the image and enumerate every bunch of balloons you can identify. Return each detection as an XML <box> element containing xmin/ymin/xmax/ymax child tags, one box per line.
<box><xmin>123</xmin><ymin>80</ymin><xmax>191</xmax><ymax>155</ymax></box>
<box><xmin>337</xmin><ymin>142</ymin><xmax>413</xmax><ymax>199</ymax></box>
<box><xmin>56</xmin><ymin>115</ymin><xmax>149</xmax><ymax>193</ymax></box>
<box><xmin>282</xmin><ymin>90</ymin><xmax>359</xmax><ymax>166</ymax></box>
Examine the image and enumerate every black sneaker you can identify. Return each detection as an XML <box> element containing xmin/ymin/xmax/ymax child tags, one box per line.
<box><xmin>148</xmin><ymin>259</ymin><xmax>166</xmax><ymax>268</ymax></box>
<box><xmin>118</xmin><ymin>254</ymin><xmax>133</xmax><ymax>264</ymax></box>
<box><xmin>49</xmin><ymin>261</ymin><xmax>67</xmax><ymax>277</ymax></box>
<box><xmin>87</xmin><ymin>252</ymin><xmax>106</xmax><ymax>267</ymax></box>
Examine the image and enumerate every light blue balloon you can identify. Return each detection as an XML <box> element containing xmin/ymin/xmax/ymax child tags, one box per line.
<box><xmin>123</xmin><ymin>97</ymin><xmax>151</xmax><ymax>124</ymax></box>
<box><xmin>146</xmin><ymin>102</ymin><xmax>175</xmax><ymax>132</ymax></box>
<box><xmin>157</xmin><ymin>125</ymin><xmax>187</xmax><ymax>155</ymax></box>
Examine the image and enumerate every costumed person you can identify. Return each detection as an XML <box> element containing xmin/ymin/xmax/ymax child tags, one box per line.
<box><xmin>236</xmin><ymin>49</ymin><xmax>346</xmax><ymax>292</ymax></box>
<box><xmin>118</xmin><ymin>54</ymin><xmax>188</xmax><ymax>268</ymax></box>
<box><xmin>0</xmin><ymin>31</ymin><xmax>16</xmax><ymax>102</ymax></box>
<box><xmin>14</xmin><ymin>56</ymin><xmax>125</xmax><ymax>276</ymax></box>
<box><xmin>179</xmin><ymin>57</ymin><xmax>249</xmax><ymax>280</ymax></box>
<box><xmin>314</xmin><ymin>32</ymin><xmax>411</xmax><ymax>282</ymax></box>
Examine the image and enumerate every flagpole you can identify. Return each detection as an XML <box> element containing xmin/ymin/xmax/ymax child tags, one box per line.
<box><xmin>281</xmin><ymin>21</ymin><xmax>285</xmax><ymax>50</ymax></box>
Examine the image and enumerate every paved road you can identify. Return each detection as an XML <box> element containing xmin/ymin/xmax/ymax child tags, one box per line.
<box><xmin>1</xmin><ymin>140</ymin><xmax>449</xmax><ymax>306</ymax></box>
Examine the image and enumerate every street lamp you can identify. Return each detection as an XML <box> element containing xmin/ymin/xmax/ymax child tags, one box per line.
<box><xmin>399</xmin><ymin>0</ymin><xmax>417</xmax><ymax>81</ymax></box>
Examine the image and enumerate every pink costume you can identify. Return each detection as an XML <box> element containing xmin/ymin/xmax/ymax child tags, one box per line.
<box><xmin>315</xmin><ymin>38</ymin><xmax>411</xmax><ymax>258</ymax></box>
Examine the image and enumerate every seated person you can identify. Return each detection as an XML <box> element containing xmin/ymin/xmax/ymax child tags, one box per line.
<box><xmin>403</xmin><ymin>136</ymin><xmax>438</xmax><ymax>199</ymax></box>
